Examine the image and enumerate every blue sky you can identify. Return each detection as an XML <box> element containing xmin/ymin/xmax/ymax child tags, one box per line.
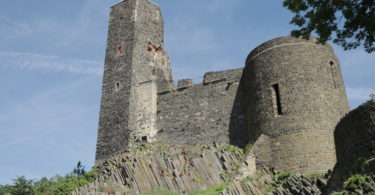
<box><xmin>0</xmin><ymin>0</ymin><xmax>374</xmax><ymax>185</ymax></box>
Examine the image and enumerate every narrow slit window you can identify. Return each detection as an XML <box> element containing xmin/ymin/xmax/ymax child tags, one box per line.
<box><xmin>116</xmin><ymin>46</ymin><xmax>122</xmax><ymax>56</ymax></box>
<box><xmin>272</xmin><ymin>83</ymin><xmax>283</xmax><ymax>115</ymax></box>
<box><xmin>330</xmin><ymin>61</ymin><xmax>337</xmax><ymax>89</ymax></box>
<box><xmin>115</xmin><ymin>82</ymin><xmax>120</xmax><ymax>92</ymax></box>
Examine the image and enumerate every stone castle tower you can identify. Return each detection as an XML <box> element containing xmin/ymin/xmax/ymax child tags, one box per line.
<box><xmin>95</xmin><ymin>0</ymin><xmax>351</xmax><ymax>174</ymax></box>
<box><xmin>95</xmin><ymin>0</ymin><xmax>173</xmax><ymax>162</ymax></box>
<box><xmin>244</xmin><ymin>37</ymin><xmax>350</xmax><ymax>173</ymax></box>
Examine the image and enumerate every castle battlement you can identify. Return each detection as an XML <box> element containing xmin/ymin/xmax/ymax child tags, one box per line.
<box><xmin>95</xmin><ymin>0</ymin><xmax>351</xmax><ymax>174</ymax></box>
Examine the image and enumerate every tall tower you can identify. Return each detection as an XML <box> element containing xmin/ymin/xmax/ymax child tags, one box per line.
<box><xmin>95</xmin><ymin>0</ymin><xmax>173</xmax><ymax>163</ymax></box>
<box><xmin>245</xmin><ymin>36</ymin><xmax>349</xmax><ymax>173</ymax></box>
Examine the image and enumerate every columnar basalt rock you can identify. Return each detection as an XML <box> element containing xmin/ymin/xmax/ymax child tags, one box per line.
<box><xmin>95</xmin><ymin>0</ymin><xmax>173</xmax><ymax>163</ymax></box>
<box><xmin>243</xmin><ymin>36</ymin><xmax>350</xmax><ymax>174</ymax></box>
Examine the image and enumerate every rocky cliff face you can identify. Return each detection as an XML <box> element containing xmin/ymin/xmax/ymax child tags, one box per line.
<box><xmin>75</xmin><ymin>143</ymin><xmax>245</xmax><ymax>194</ymax></box>
<box><xmin>74</xmin><ymin>143</ymin><xmax>330</xmax><ymax>195</ymax></box>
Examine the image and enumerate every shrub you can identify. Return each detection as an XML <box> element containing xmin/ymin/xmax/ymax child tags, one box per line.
<box><xmin>243</xmin><ymin>143</ymin><xmax>253</xmax><ymax>154</ymax></box>
<box><xmin>343</xmin><ymin>174</ymin><xmax>366</xmax><ymax>191</ymax></box>
<box><xmin>275</xmin><ymin>171</ymin><xmax>291</xmax><ymax>181</ymax></box>
<box><xmin>1</xmin><ymin>162</ymin><xmax>98</xmax><ymax>195</ymax></box>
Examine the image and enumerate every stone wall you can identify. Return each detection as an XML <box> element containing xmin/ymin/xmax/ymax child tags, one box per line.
<box><xmin>334</xmin><ymin>100</ymin><xmax>375</xmax><ymax>173</ymax></box>
<box><xmin>156</xmin><ymin>68</ymin><xmax>249</xmax><ymax>147</ymax></box>
<box><xmin>324</xmin><ymin>100</ymin><xmax>375</xmax><ymax>193</ymax></box>
<box><xmin>96</xmin><ymin>0</ymin><xmax>138</xmax><ymax>163</ymax></box>
<box><xmin>134</xmin><ymin>81</ymin><xmax>158</xmax><ymax>142</ymax></box>
<box><xmin>96</xmin><ymin>0</ymin><xmax>173</xmax><ymax>163</ymax></box>
<box><xmin>243</xmin><ymin>36</ymin><xmax>350</xmax><ymax>174</ymax></box>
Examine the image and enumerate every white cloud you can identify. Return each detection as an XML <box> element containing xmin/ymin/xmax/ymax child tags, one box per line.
<box><xmin>0</xmin><ymin>51</ymin><xmax>103</xmax><ymax>75</ymax></box>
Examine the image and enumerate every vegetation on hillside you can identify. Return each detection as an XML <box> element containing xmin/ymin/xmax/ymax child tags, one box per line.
<box><xmin>0</xmin><ymin>162</ymin><xmax>97</xmax><ymax>195</ymax></box>
<box><xmin>332</xmin><ymin>174</ymin><xmax>375</xmax><ymax>195</ymax></box>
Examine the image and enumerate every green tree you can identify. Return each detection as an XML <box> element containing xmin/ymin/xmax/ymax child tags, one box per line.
<box><xmin>33</xmin><ymin>177</ymin><xmax>56</xmax><ymax>194</ymax></box>
<box><xmin>0</xmin><ymin>184</ymin><xmax>13</xmax><ymax>195</ymax></box>
<box><xmin>73</xmin><ymin>161</ymin><xmax>86</xmax><ymax>177</ymax></box>
<box><xmin>283</xmin><ymin>0</ymin><xmax>375</xmax><ymax>53</ymax></box>
<box><xmin>370</xmin><ymin>93</ymin><xmax>375</xmax><ymax>100</ymax></box>
<box><xmin>9</xmin><ymin>176</ymin><xmax>34</xmax><ymax>195</ymax></box>
<box><xmin>0</xmin><ymin>162</ymin><xmax>97</xmax><ymax>195</ymax></box>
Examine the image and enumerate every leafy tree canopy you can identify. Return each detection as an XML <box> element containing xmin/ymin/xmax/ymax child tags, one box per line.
<box><xmin>283</xmin><ymin>0</ymin><xmax>375</xmax><ymax>53</ymax></box>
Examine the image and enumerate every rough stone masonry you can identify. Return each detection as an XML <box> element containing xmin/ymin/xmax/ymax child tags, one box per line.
<box><xmin>95</xmin><ymin>0</ymin><xmax>353</xmax><ymax>174</ymax></box>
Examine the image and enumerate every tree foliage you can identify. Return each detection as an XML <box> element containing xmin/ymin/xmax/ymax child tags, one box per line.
<box><xmin>283</xmin><ymin>0</ymin><xmax>375</xmax><ymax>53</ymax></box>
<box><xmin>0</xmin><ymin>162</ymin><xmax>97</xmax><ymax>195</ymax></box>
<box><xmin>73</xmin><ymin>161</ymin><xmax>86</xmax><ymax>177</ymax></box>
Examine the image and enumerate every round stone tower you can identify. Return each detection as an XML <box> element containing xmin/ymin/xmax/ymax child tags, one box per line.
<box><xmin>244</xmin><ymin>36</ymin><xmax>350</xmax><ymax>173</ymax></box>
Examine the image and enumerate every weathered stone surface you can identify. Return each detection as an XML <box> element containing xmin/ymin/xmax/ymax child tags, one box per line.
<box><xmin>177</xmin><ymin>79</ymin><xmax>193</xmax><ymax>88</ymax></box>
<box><xmin>96</xmin><ymin>0</ymin><xmax>173</xmax><ymax>163</ymax></box>
<box><xmin>334</xmin><ymin>99</ymin><xmax>375</xmax><ymax>173</ymax></box>
<box><xmin>325</xmin><ymin>100</ymin><xmax>375</xmax><ymax>193</ymax></box>
<box><xmin>251</xmin><ymin>134</ymin><xmax>271</xmax><ymax>168</ymax></box>
<box><xmin>76</xmin><ymin>143</ymin><xmax>246</xmax><ymax>194</ymax></box>
<box><xmin>243</xmin><ymin>36</ymin><xmax>350</xmax><ymax>174</ymax></box>
<box><xmin>223</xmin><ymin>169</ymin><xmax>326</xmax><ymax>195</ymax></box>
<box><xmin>156</xmin><ymin>68</ymin><xmax>248</xmax><ymax>147</ymax></box>
<box><xmin>94</xmin><ymin>0</ymin><xmax>361</xmax><ymax>188</ymax></box>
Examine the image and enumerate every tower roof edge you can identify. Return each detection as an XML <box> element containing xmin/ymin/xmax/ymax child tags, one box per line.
<box><xmin>111</xmin><ymin>0</ymin><xmax>160</xmax><ymax>9</ymax></box>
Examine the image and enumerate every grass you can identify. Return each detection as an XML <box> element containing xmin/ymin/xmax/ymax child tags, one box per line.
<box><xmin>141</xmin><ymin>190</ymin><xmax>181</xmax><ymax>195</ymax></box>
<box><xmin>141</xmin><ymin>183</ymin><xmax>228</xmax><ymax>195</ymax></box>
<box><xmin>307</xmin><ymin>172</ymin><xmax>325</xmax><ymax>178</ymax></box>
<box><xmin>189</xmin><ymin>183</ymin><xmax>228</xmax><ymax>195</ymax></box>
<box><xmin>275</xmin><ymin>171</ymin><xmax>291</xmax><ymax>181</ymax></box>
<box><xmin>221</xmin><ymin>145</ymin><xmax>241</xmax><ymax>153</ymax></box>
<box><xmin>243</xmin><ymin>143</ymin><xmax>253</xmax><ymax>154</ymax></box>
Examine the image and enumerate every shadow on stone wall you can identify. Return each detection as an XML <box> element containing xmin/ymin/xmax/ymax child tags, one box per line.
<box><xmin>325</xmin><ymin>100</ymin><xmax>375</xmax><ymax>194</ymax></box>
<box><xmin>229</xmin><ymin>67</ymin><xmax>253</xmax><ymax>147</ymax></box>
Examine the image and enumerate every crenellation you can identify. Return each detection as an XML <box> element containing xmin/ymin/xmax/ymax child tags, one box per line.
<box><xmin>203</xmin><ymin>68</ymin><xmax>243</xmax><ymax>84</ymax></box>
<box><xmin>177</xmin><ymin>79</ymin><xmax>193</xmax><ymax>88</ymax></box>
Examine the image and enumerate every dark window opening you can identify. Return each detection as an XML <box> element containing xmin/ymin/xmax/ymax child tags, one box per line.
<box><xmin>115</xmin><ymin>82</ymin><xmax>120</xmax><ymax>92</ymax></box>
<box><xmin>141</xmin><ymin>136</ymin><xmax>148</xmax><ymax>142</ymax></box>
<box><xmin>330</xmin><ymin>61</ymin><xmax>337</xmax><ymax>89</ymax></box>
<box><xmin>116</xmin><ymin>46</ymin><xmax>122</xmax><ymax>56</ymax></box>
<box><xmin>272</xmin><ymin>83</ymin><xmax>283</xmax><ymax>115</ymax></box>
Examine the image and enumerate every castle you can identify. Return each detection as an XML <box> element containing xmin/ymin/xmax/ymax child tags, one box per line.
<box><xmin>95</xmin><ymin>0</ymin><xmax>374</xmax><ymax>176</ymax></box>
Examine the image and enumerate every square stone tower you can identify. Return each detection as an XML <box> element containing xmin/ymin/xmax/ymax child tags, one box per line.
<box><xmin>95</xmin><ymin>0</ymin><xmax>173</xmax><ymax>163</ymax></box>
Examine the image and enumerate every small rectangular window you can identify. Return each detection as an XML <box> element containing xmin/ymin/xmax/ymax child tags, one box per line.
<box><xmin>115</xmin><ymin>82</ymin><xmax>120</xmax><ymax>92</ymax></box>
<box><xmin>330</xmin><ymin>61</ymin><xmax>337</xmax><ymax>89</ymax></box>
<box><xmin>272</xmin><ymin>83</ymin><xmax>283</xmax><ymax>115</ymax></box>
